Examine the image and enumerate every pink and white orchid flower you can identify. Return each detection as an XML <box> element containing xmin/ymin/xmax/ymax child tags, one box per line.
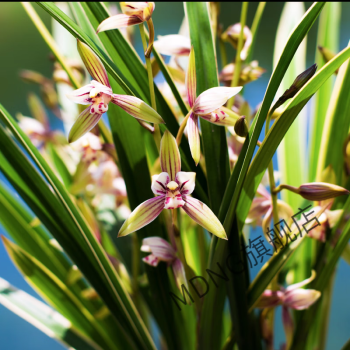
<box><xmin>245</xmin><ymin>184</ymin><xmax>294</xmax><ymax>239</ymax></box>
<box><xmin>141</xmin><ymin>237</ymin><xmax>187</xmax><ymax>290</ymax></box>
<box><xmin>153</xmin><ymin>35</ymin><xmax>191</xmax><ymax>56</ymax></box>
<box><xmin>96</xmin><ymin>3</ymin><xmax>155</xmax><ymax>57</ymax></box>
<box><xmin>291</xmin><ymin>202</ymin><xmax>343</xmax><ymax>243</ymax></box>
<box><xmin>256</xmin><ymin>271</ymin><xmax>321</xmax><ymax>311</ymax></box>
<box><xmin>185</xmin><ymin>47</ymin><xmax>242</xmax><ymax>164</ymax></box>
<box><xmin>97</xmin><ymin>2</ymin><xmax>155</xmax><ymax>32</ymax></box>
<box><xmin>67</xmin><ymin>40</ymin><xmax>164</xmax><ymax>142</ymax></box>
<box><xmin>256</xmin><ymin>272</ymin><xmax>321</xmax><ymax>350</ymax></box>
<box><xmin>118</xmin><ymin>130</ymin><xmax>227</xmax><ymax>239</ymax></box>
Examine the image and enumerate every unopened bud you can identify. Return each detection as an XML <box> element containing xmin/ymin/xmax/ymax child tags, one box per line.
<box><xmin>272</xmin><ymin>64</ymin><xmax>317</xmax><ymax>111</ymax></box>
<box><xmin>234</xmin><ymin>116</ymin><xmax>249</xmax><ymax>137</ymax></box>
<box><xmin>298</xmin><ymin>182</ymin><xmax>349</xmax><ymax>201</ymax></box>
<box><xmin>318</xmin><ymin>46</ymin><xmax>336</xmax><ymax>65</ymax></box>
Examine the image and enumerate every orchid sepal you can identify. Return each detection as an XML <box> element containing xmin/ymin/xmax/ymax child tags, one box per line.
<box><xmin>182</xmin><ymin>195</ymin><xmax>227</xmax><ymax>240</ymax></box>
<box><xmin>112</xmin><ymin>95</ymin><xmax>164</xmax><ymax>124</ymax></box>
<box><xmin>77</xmin><ymin>40</ymin><xmax>110</xmax><ymax>87</ymax></box>
<box><xmin>68</xmin><ymin>107</ymin><xmax>102</xmax><ymax>143</ymax></box>
<box><xmin>118</xmin><ymin>196</ymin><xmax>165</xmax><ymax>237</ymax></box>
<box><xmin>160</xmin><ymin>130</ymin><xmax>181</xmax><ymax>181</ymax></box>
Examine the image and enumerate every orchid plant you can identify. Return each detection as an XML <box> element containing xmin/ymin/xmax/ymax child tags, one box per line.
<box><xmin>1</xmin><ymin>2</ymin><xmax>350</xmax><ymax>350</ymax></box>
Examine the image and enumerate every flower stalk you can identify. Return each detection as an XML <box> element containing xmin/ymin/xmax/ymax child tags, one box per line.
<box><xmin>226</xmin><ymin>2</ymin><xmax>249</xmax><ymax>110</ymax></box>
<box><xmin>139</xmin><ymin>22</ymin><xmax>161</xmax><ymax>150</ymax></box>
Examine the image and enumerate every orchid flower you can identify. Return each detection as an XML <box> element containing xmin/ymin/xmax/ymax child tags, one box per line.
<box><xmin>118</xmin><ymin>130</ymin><xmax>227</xmax><ymax>239</ymax></box>
<box><xmin>70</xmin><ymin>132</ymin><xmax>103</xmax><ymax>162</ymax></box>
<box><xmin>66</xmin><ymin>40</ymin><xmax>164</xmax><ymax>142</ymax></box>
<box><xmin>256</xmin><ymin>271</ymin><xmax>321</xmax><ymax>311</ymax></box>
<box><xmin>290</xmin><ymin>201</ymin><xmax>343</xmax><ymax>243</ymax></box>
<box><xmin>153</xmin><ymin>35</ymin><xmax>191</xmax><ymax>56</ymax></box>
<box><xmin>219</xmin><ymin>61</ymin><xmax>265</xmax><ymax>86</ymax></box>
<box><xmin>256</xmin><ymin>272</ymin><xmax>321</xmax><ymax>350</ymax></box>
<box><xmin>183</xmin><ymin>47</ymin><xmax>242</xmax><ymax>164</ymax></box>
<box><xmin>97</xmin><ymin>2</ymin><xmax>155</xmax><ymax>57</ymax></box>
<box><xmin>245</xmin><ymin>184</ymin><xmax>294</xmax><ymax>239</ymax></box>
<box><xmin>221</xmin><ymin>23</ymin><xmax>252</xmax><ymax>61</ymax></box>
<box><xmin>141</xmin><ymin>237</ymin><xmax>187</xmax><ymax>290</ymax></box>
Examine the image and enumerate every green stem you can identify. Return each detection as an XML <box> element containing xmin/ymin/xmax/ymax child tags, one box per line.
<box><xmin>264</xmin><ymin>111</ymin><xmax>279</xmax><ymax>226</ymax></box>
<box><xmin>226</xmin><ymin>2</ymin><xmax>248</xmax><ymax>110</ymax></box>
<box><xmin>219</xmin><ymin>37</ymin><xmax>228</xmax><ymax>68</ymax></box>
<box><xmin>139</xmin><ymin>22</ymin><xmax>161</xmax><ymax>150</ymax></box>
<box><xmin>246</xmin><ymin>2</ymin><xmax>266</xmax><ymax>62</ymax></box>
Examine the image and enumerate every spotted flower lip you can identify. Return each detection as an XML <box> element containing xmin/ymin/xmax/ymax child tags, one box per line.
<box><xmin>66</xmin><ymin>40</ymin><xmax>164</xmax><ymax>143</ymax></box>
<box><xmin>184</xmin><ymin>47</ymin><xmax>242</xmax><ymax>164</ymax></box>
<box><xmin>118</xmin><ymin>130</ymin><xmax>227</xmax><ymax>239</ymax></box>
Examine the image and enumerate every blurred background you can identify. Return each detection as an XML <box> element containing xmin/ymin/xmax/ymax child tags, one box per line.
<box><xmin>0</xmin><ymin>2</ymin><xmax>349</xmax><ymax>349</ymax></box>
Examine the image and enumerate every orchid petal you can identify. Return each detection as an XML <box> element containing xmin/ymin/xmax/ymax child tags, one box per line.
<box><xmin>186</xmin><ymin>47</ymin><xmax>197</xmax><ymax>108</ymax></box>
<box><xmin>151</xmin><ymin>172</ymin><xmax>170</xmax><ymax>195</ymax></box>
<box><xmin>182</xmin><ymin>195</ymin><xmax>227</xmax><ymax>240</ymax></box>
<box><xmin>121</xmin><ymin>2</ymin><xmax>155</xmax><ymax>20</ymax></box>
<box><xmin>154</xmin><ymin>35</ymin><xmax>191</xmax><ymax>56</ymax></box>
<box><xmin>66</xmin><ymin>84</ymin><xmax>94</xmax><ymax>104</ymax></box>
<box><xmin>175</xmin><ymin>171</ymin><xmax>196</xmax><ymax>195</ymax></box>
<box><xmin>141</xmin><ymin>237</ymin><xmax>176</xmax><ymax>259</ymax></box>
<box><xmin>77</xmin><ymin>40</ymin><xmax>111</xmax><ymax>88</ymax></box>
<box><xmin>118</xmin><ymin>196</ymin><xmax>165</xmax><ymax>237</ymax></box>
<box><xmin>112</xmin><ymin>95</ymin><xmax>164</xmax><ymax>124</ymax></box>
<box><xmin>200</xmin><ymin>107</ymin><xmax>240</xmax><ymax>126</ymax></box>
<box><xmin>68</xmin><ymin>107</ymin><xmax>102</xmax><ymax>143</ymax></box>
<box><xmin>160</xmin><ymin>130</ymin><xmax>181</xmax><ymax>181</ymax></box>
<box><xmin>283</xmin><ymin>289</ymin><xmax>321</xmax><ymax>310</ymax></box>
<box><xmin>286</xmin><ymin>271</ymin><xmax>316</xmax><ymax>292</ymax></box>
<box><xmin>193</xmin><ymin>87</ymin><xmax>242</xmax><ymax>115</ymax></box>
<box><xmin>187</xmin><ymin>113</ymin><xmax>201</xmax><ymax>165</ymax></box>
<box><xmin>172</xmin><ymin>258</ymin><xmax>188</xmax><ymax>290</ymax></box>
<box><xmin>97</xmin><ymin>14</ymin><xmax>143</xmax><ymax>33</ymax></box>
<box><xmin>255</xmin><ymin>290</ymin><xmax>284</xmax><ymax>308</ymax></box>
<box><xmin>262</xmin><ymin>206</ymin><xmax>273</xmax><ymax>240</ymax></box>
<box><xmin>246</xmin><ymin>198</ymin><xmax>271</xmax><ymax>224</ymax></box>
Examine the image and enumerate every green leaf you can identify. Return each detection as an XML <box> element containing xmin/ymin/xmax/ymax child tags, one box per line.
<box><xmin>273</xmin><ymin>2</ymin><xmax>307</xmax><ymax>211</ymax></box>
<box><xmin>239</xmin><ymin>45</ymin><xmax>350</xmax><ymax>311</ymax></box>
<box><xmin>2</xmin><ymin>238</ymin><xmax>123</xmax><ymax>350</ymax></box>
<box><xmin>0</xmin><ymin>104</ymin><xmax>155</xmax><ymax>350</ymax></box>
<box><xmin>309</xmin><ymin>2</ymin><xmax>341</xmax><ymax>182</ymax></box>
<box><xmin>47</xmin><ymin>143</ymin><xmax>73</xmax><ymax>188</ymax></box>
<box><xmin>316</xmin><ymin>42</ymin><xmax>350</xmax><ymax>184</ymax></box>
<box><xmin>0</xmin><ymin>277</ymin><xmax>101</xmax><ymax>350</ymax></box>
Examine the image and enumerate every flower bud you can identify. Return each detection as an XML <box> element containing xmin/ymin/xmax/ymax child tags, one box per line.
<box><xmin>273</xmin><ymin>64</ymin><xmax>317</xmax><ymax>110</ymax></box>
<box><xmin>234</xmin><ymin>116</ymin><xmax>249</xmax><ymax>137</ymax></box>
<box><xmin>298</xmin><ymin>182</ymin><xmax>349</xmax><ymax>201</ymax></box>
<box><xmin>318</xmin><ymin>46</ymin><xmax>336</xmax><ymax>65</ymax></box>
